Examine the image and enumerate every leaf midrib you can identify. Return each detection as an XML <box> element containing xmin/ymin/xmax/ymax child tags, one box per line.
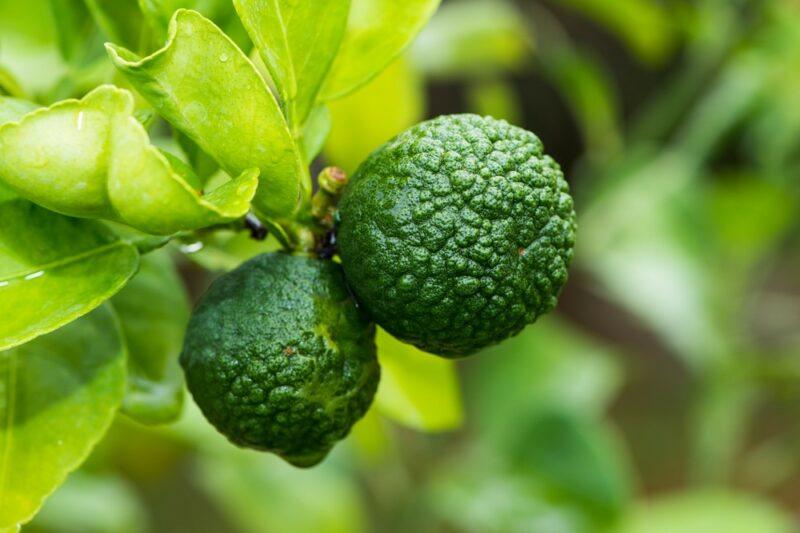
<box><xmin>0</xmin><ymin>241</ymin><xmax>127</xmax><ymax>282</ymax></box>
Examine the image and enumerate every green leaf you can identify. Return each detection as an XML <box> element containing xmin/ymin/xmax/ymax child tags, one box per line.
<box><xmin>48</xmin><ymin>0</ymin><xmax>102</xmax><ymax>66</ymax></box>
<box><xmin>107</xmin><ymin>9</ymin><xmax>309</xmax><ymax>220</ymax></box>
<box><xmin>502</xmin><ymin>410</ymin><xmax>632</xmax><ymax>525</ymax></box>
<box><xmin>195</xmin><ymin>440</ymin><xmax>366</xmax><ymax>533</ymax></box>
<box><xmin>0</xmin><ymin>200</ymin><xmax>139</xmax><ymax>351</ymax></box>
<box><xmin>301</xmin><ymin>105</ymin><xmax>332</xmax><ymax>164</ymax></box>
<box><xmin>374</xmin><ymin>328</ymin><xmax>462</xmax><ymax>432</ymax></box>
<box><xmin>29</xmin><ymin>472</ymin><xmax>148</xmax><ymax>533</ymax></box>
<box><xmin>112</xmin><ymin>250</ymin><xmax>188</xmax><ymax>425</ymax></box>
<box><xmin>0</xmin><ymin>86</ymin><xmax>259</xmax><ymax>235</ymax></box>
<box><xmin>617</xmin><ymin>490</ymin><xmax>796</xmax><ymax>533</ymax></box>
<box><xmin>0</xmin><ymin>306</ymin><xmax>127</xmax><ymax>529</ymax></box>
<box><xmin>84</xmin><ymin>0</ymin><xmax>146</xmax><ymax>50</ymax></box>
<box><xmin>0</xmin><ymin>66</ymin><xmax>26</xmax><ymax>99</ymax></box>
<box><xmin>320</xmin><ymin>0</ymin><xmax>440</xmax><ymax>101</ymax></box>
<box><xmin>233</xmin><ymin>0</ymin><xmax>351</xmax><ymax>129</ymax></box>
<box><xmin>410</xmin><ymin>0</ymin><xmax>531</xmax><ymax>79</ymax></box>
<box><xmin>326</xmin><ymin>57</ymin><xmax>424</xmax><ymax>173</ymax></box>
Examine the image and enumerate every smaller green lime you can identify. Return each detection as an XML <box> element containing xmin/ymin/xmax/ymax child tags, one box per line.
<box><xmin>180</xmin><ymin>253</ymin><xmax>380</xmax><ymax>467</ymax></box>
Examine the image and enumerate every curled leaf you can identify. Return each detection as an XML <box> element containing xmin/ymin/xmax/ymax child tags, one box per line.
<box><xmin>107</xmin><ymin>9</ymin><xmax>308</xmax><ymax>220</ymax></box>
<box><xmin>0</xmin><ymin>86</ymin><xmax>258</xmax><ymax>235</ymax></box>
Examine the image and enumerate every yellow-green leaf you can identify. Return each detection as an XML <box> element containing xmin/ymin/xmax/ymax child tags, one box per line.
<box><xmin>0</xmin><ymin>86</ymin><xmax>258</xmax><ymax>235</ymax></box>
<box><xmin>107</xmin><ymin>9</ymin><xmax>308</xmax><ymax>220</ymax></box>
<box><xmin>326</xmin><ymin>57</ymin><xmax>423</xmax><ymax>174</ymax></box>
<box><xmin>321</xmin><ymin>0</ymin><xmax>440</xmax><ymax>101</ymax></box>
<box><xmin>0</xmin><ymin>306</ymin><xmax>127</xmax><ymax>528</ymax></box>
<box><xmin>0</xmin><ymin>200</ymin><xmax>139</xmax><ymax>351</ymax></box>
<box><xmin>234</xmin><ymin>0</ymin><xmax>351</xmax><ymax>129</ymax></box>
<box><xmin>374</xmin><ymin>328</ymin><xmax>462</xmax><ymax>432</ymax></box>
<box><xmin>112</xmin><ymin>250</ymin><xmax>188</xmax><ymax>425</ymax></box>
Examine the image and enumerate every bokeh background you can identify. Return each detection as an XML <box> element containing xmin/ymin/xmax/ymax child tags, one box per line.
<box><xmin>2</xmin><ymin>0</ymin><xmax>800</xmax><ymax>531</ymax></box>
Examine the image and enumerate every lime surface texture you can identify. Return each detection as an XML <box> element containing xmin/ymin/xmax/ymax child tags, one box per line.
<box><xmin>337</xmin><ymin>114</ymin><xmax>577</xmax><ymax>357</ymax></box>
<box><xmin>180</xmin><ymin>253</ymin><xmax>380</xmax><ymax>467</ymax></box>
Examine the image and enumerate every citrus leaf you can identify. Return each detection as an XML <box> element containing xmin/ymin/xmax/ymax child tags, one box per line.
<box><xmin>374</xmin><ymin>328</ymin><xmax>463</xmax><ymax>432</ymax></box>
<box><xmin>320</xmin><ymin>0</ymin><xmax>440</xmax><ymax>101</ymax></box>
<box><xmin>107</xmin><ymin>9</ymin><xmax>309</xmax><ymax>220</ymax></box>
<box><xmin>410</xmin><ymin>0</ymin><xmax>531</xmax><ymax>79</ymax></box>
<box><xmin>0</xmin><ymin>306</ymin><xmax>127</xmax><ymax>529</ymax></box>
<box><xmin>0</xmin><ymin>97</ymin><xmax>37</xmax><ymax>125</ymax></box>
<box><xmin>326</xmin><ymin>57</ymin><xmax>423</xmax><ymax>174</ymax></box>
<box><xmin>0</xmin><ymin>66</ymin><xmax>25</xmax><ymax>99</ymax></box>
<box><xmin>617</xmin><ymin>489</ymin><xmax>796</xmax><ymax>533</ymax></box>
<box><xmin>112</xmin><ymin>250</ymin><xmax>188</xmax><ymax>425</ymax></box>
<box><xmin>84</xmin><ymin>0</ymin><xmax>146</xmax><ymax>50</ymax></box>
<box><xmin>0</xmin><ymin>200</ymin><xmax>139</xmax><ymax>351</ymax></box>
<box><xmin>29</xmin><ymin>472</ymin><xmax>148</xmax><ymax>533</ymax></box>
<box><xmin>301</xmin><ymin>105</ymin><xmax>331</xmax><ymax>164</ymax></box>
<box><xmin>0</xmin><ymin>86</ymin><xmax>259</xmax><ymax>235</ymax></box>
<box><xmin>233</xmin><ymin>0</ymin><xmax>350</xmax><ymax>129</ymax></box>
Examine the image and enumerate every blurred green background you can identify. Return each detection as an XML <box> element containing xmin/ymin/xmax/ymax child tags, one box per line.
<box><xmin>2</xmin><ymin>0</ymin><xmax>800</xmax><ymax>531</ymax></box>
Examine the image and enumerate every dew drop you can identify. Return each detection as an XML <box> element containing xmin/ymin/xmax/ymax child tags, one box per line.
<box><xmin>24</xmin><ymin>270</ymin><xmax>44</xmax><ymax>281</ymax></box>
<box><xmin>76</xmin><ymin>111</ymin><xmax>85</xmax><ymax>131</ymax></box>
<box><xmin>180</xmin><ymin>242</ymin><xmax>204</xmax><ymax>254</ymax></box>
<box><xmin>219</xmin><ymin>53</ymin><xmax>229</xmax><ymax>63</ymax></box>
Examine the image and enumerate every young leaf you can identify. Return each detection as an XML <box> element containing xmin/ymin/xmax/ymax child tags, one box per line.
<box><xmin>0</xmin><ymin>305</ymin><xmax>127</xmax><ymax>529</ymax></box>
<box><xmin>48</xmin><ymin>0</ymin><xmax>102</xmax><ymax>67</ymax></box>
<box><xmin>0</xmin><ymin>200</ymin><xmax>139</xmax><ymax>351</ymax></box>
<box><xmin>326</xmin><ymin>57</ymin><xmax>423</xmax><ymax>173</ymax></box>
<box><xmin>84</xmin><ymin>0</ymin><xmax>146</xmax><ymax>50</ymax></box>
<box><xmin>301</xmin><ymin>105</ymin><xmax>332</xmax><ymax>164</ymax></box>
<box><xmin>233</xmin><ymin>0</ymin><xmax>350</xmax><ymax>129</ymax></box>
<box><xmin>112</xmin><ymin>250</ymin><xmax>188</xmax><ymax>425</ymax></box>
<box><xmin>107</xmin><ymin>9</ymin><xmax>309</xmax><ymax>220</ymax></box>
<box><xmin>0</xmin><ymin>86</ymin><xmax>259</xmax><ymax>235</ymax></box>
<box><xmin>0</xmin><ymin>66</ymin><xmax>25</xmax><ymax>99</ymax></box>
<box><xmin>320</xmin><ymin>0</ymin><xmax>441</xmax><ymax>101</ymax></box>
<box><xmin>374</xmin><ymin>328</ymin><xmax>463</xmax><ymax>432</ymax></box>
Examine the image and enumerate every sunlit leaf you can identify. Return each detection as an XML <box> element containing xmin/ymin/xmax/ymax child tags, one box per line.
<box><xmin>374</xmin><ymin>328</ymin><xmax>463</xmax><ymax>432</ymax></box>
<box><xmin>410</xmin><ymin>0</ymin><xmax>531</xmax><ymax>79</ymax></box>
<box><xmin>0</xmin><ymin>66</ymin><xmax>26</xmax><ymax>99</ymax></box>
<box><xmin>0</xmin><ymin>200</ymin><xmax>139</xmax><ymax>351</ymax></box>
<box><xmin>107</xmin><ymin>9</ymin><xmax>308</xmax><ymax>220</ymax></box>
<box><xmin>112</xmin><ymin>250</ymin><xmax>188</xmax><ymax>425</ymax></box>
<box><xmin>617</xmin><ymin>490</ymin><xmax>796</xmax><ymax>533</ymax></box>
<box><xmin>29</xmin><ymin>472</ymin><xmax>148</xmax><ymax>533</ymax></box>
<box><xmin>301</xmin><ymin>105</ymin><xmax>332</xmax><ymax>164</ymax></box>
<box><xmin>0</xmin><ymin>86</ymin><xmax>259</xmax><ymax>235</ymax></box>
<box><xmin>234</xmin><ymin>0</ymin><xmax>350</xmax><ymax>129</ymax></box>
<box><xmin>0</xmin><ymin>306</ymin><xmax>127</xmax><ymax>529</ymax></box>
<box><xmin>326</xmin><ymin>57</ymin><xmax>423</xmax><ymax>173</ymax></box>
<box><xmin>320</xmin><ymin>0</ymin><xmax>440</xmax><ymax>101</ymax></box>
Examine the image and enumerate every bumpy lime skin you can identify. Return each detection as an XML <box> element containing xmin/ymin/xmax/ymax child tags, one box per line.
<box><xmin>180</xmin><ymin>253</ymin><xmax>380</xmax><ymax>467</ymax></box>
<box><xmin>337</xmin><ymin>114</ymin><xmax>577</xmax><ymax>357</ymax></box>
